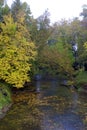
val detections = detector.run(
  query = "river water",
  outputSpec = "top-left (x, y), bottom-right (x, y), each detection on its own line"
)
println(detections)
top-left (0, 80), bottom-right (87, 130)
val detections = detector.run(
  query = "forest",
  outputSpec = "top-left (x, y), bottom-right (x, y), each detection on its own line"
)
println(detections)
top-left (0, 1), bottom-right (87, 129)
top-left (0, 0), bottom-right (87, 89)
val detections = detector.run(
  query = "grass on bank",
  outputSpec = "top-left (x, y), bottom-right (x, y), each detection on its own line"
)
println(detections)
top-left (0, 82), bottom-right (12, 110)
top-left (75, 70), bottom-right (87, 90)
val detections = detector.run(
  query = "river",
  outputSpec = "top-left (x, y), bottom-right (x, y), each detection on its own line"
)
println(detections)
top-left (0, 80), bottom-right (87, 130)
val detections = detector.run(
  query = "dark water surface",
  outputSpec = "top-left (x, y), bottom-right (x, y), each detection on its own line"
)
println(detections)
top-left (0, 80), bottom-right (87, 130)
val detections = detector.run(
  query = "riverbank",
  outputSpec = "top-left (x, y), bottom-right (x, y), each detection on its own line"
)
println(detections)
top-left (0, 83), bottom-right (12, 119)
top-left (75, 71), bottom-right (87, 92)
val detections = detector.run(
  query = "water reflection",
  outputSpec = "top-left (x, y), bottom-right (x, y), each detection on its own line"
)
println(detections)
top-left (35, 80), bottom-right (86, 130)
top-left (40, 111), bottom-right (85, 130)
top-left (36, 81), bottom-right (41, 93)
top-left (71, 91), bottom-right (78, 111)
top-left (0, 80), bottom-right (86, 130)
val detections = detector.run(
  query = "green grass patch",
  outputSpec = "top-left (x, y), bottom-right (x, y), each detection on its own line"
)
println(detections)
top-left (0, 82), bottom-right (12, 110)
top-left (75, 71), bottom-right (87, 88)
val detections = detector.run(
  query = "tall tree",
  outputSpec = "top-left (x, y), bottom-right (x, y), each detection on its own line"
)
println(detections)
top-left (35, 39), bottom-right (74, 78)
top-left (80, 4), bottom-right (87, 28)
top-left (11, 0), bottom-right (32, 24)
top-left (33, 10), bottom-right (53, 52)
top-left (0, 0), bottom-right (4, 6)
top-left (11, 0), bottom-right (22, 21)
top-left (0, 14), bottom-right (36, 88)
top-left (0, 0), bottom-right (4, 22)
top-left (80, 4), bottom-right (87, 18)
top-left (30, 10), bottom-right (54, 76)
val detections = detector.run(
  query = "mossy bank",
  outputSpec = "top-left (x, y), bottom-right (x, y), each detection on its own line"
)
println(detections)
top-left (0, 82), bottom-right (12, 119)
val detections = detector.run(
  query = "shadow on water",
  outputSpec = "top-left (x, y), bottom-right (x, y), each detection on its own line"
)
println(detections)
top-left (0, 80), bottom-right (87, 130)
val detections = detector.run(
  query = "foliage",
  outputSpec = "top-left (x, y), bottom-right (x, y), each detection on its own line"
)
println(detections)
top-left (75, 70), bottom-right (87, 88)
top-left (29, 10), bottom-right (53, 76)
top-left (32, 9), bottom-right (52, 51)
top-left (11, 0), bottom-right (32, 26)
top-left (84, 41), bottom-right (87, 49)
top-left (35, 36), bottom-right (74, 78)
top-left (0, 82), bottom-right (12, 110)
top-left (11, 0), bottom-right (22, 21)
top-left (1, 0), bottom-right (87, 87)
top-left (2, 4), bottom-right (10, 15)
top-left (78, 41), bottom-right (87, 64)
top-left (80, 4), bottom-right (87, 29)
top-left (80, 4), bottom-right (87, 18)
top-left (0, 14), bottom-right (36, 88)
top-left (37, 9), bottom-right (50, 30)
top-left (0, 0), bottom-right (4, 6)
top-left (0, 1), bottom-right (10, 24)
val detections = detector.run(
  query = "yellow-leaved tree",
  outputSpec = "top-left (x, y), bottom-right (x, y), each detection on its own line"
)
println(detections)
top-left (0, 13), bottom-right (37, 88)
top-left (84, 42), bottom-right (87, 49)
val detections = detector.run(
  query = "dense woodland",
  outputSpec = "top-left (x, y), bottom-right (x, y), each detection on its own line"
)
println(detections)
top-left (0, 0), bottom-right (87, 89)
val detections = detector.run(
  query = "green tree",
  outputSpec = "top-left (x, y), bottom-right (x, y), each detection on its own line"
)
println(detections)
top-left (75, 6), bottom-right (87, 66)
top-left (0, 0), bottom-right (4, 6)
top-left (80, 4), bottom-right (87, 28)
top-left (11, 0), bottom-right (22, 21)
top-left (0, 14), bottom-right (36, 88)
top-left (80, 4), bottom-right (87, 18)
top-left (30, 10), bottom-right (54, 76)
top-left (34, 9), bottom-right (52, 51)
top-left (37, 39), bottom-right (74, 78)
top-left (2, 4), bottom-right (10, 15)
top-left (79, 41), bottom-right (87, 66)
top-left (11, 0), bottom-right (32, 25)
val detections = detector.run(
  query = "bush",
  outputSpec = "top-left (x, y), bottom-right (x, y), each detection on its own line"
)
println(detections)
top-left (75, 71), bottom-right (87, 88)
top-left (0, 82), bottom-right (12, 110)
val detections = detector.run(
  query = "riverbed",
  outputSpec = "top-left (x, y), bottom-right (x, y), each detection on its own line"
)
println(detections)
top-left (0, 80), bottom-right (87, 130)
